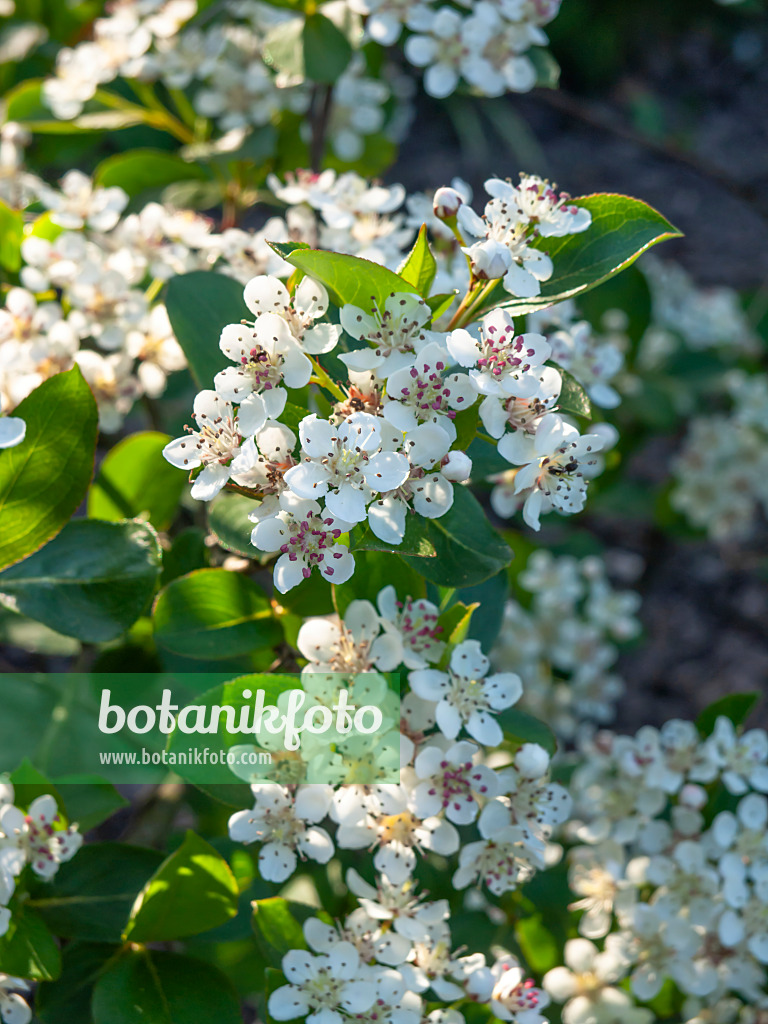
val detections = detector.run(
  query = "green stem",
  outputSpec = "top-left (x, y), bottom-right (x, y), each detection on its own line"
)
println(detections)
top-left (168, 87), bottom-right (199, 131)
top-left (310, 359), bottom-right (346, 402)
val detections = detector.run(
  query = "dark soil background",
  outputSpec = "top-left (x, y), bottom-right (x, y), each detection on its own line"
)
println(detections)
top-left (393, 0), bottom-right (768, 729)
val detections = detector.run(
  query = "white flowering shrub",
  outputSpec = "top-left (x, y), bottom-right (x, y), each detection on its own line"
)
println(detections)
top-left (0, 0), bottom-right (766, 1022)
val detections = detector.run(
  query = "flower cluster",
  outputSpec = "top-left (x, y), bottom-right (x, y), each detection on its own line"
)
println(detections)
top-left (671, 371), bottom-right (768, 540)
top-left (227, 590), bottom-right (571, 1024)
top-left (550, 714), bottom-right (768, 1022)
top-left (491, 550), bottom-right (642, 741)
top-left (39, 0), bottom-right (561, 150)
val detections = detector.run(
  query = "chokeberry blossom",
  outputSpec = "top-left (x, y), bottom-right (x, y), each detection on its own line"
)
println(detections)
top-left (447, 309), bottom-right (552, 398)
top-left (243, 275), bottom-right (342, 355)
top-left (228, 784), bottom-right (334, 882)
top-left (383, 342), bottom-right (477, 442)
top-left (268, 939), bottom-right (376, 1022)
top-left (0, 793), bottom-right (82, 880)
top-left (408, 639), bottom-right (522, 745)
top-left (0, 974), bottom-right (31, 1024)
top-left (340, 292), bottom-right (441, 377)
top-left (284, 411), bottom-right (411, 525)
top-left (499, 413), bottom-right (605, 530)
top-left (163, 390), bottom-right (250, 500)
top-left (297, 599), bottom-right (402, 674)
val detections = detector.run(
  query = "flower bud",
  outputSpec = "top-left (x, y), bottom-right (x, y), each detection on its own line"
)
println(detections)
top-left (433, 186), bottom-right (464, 220)
top-left (515, 742), bottom-right (550, 778)
top-left (441, 450), bottom-right (472, 482)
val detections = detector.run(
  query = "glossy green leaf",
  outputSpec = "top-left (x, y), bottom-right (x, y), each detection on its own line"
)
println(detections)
top-left (556, 368), bottom-right (592, 419)
top-left (263, 14), bottom-right (352, 84)
top-left (427, 292), bottom-right (458, 319)
top-left (166, 673), bottom-right (298, 787)
top-left (498, 707), bottom-right (558, 757)
top-left (124, 831), bottom-right (239, 942)
top-left (0, 519), bottom-right (162, 643)
top-left (29, 843), bottom-right (164, 942)
top-left (0, 367), bottom-right (98, 571)
top-left (207, 490), bottom-right (261, 558)
top-left (696, 692), bottom-right (761, 738)
top-left (397, 225), bottom-right (437, 297)
top-left (349, 517), bottom-right (436, 559)
top-left (153, 568), bottom-right (282, 658)
top-left (94, 149), bottom-right (207, 197)
top-left (8, 760), bottom-right (63, 812)
top-left (480, 193), bottom-right (682, 318)
top-left (0, 199), bottom-right (23, 272)
top-left (303, 14), bottom-right (353, 82)
top-left (88, 431), bottom-right (186, 530)
top-left (253, 898), bottom-right (313, 967)
top-left (453, 571), bottom-right (509, 651)
top-left (400, 486), bottom-right (512, 586)
top-left (52, 775), bottom-right (129, 832)
top-left (270, 246), bottom-right (419, 310)
top-left (91, 947), bottom-right (242, 1024)
top-left (165, 271), bottom-right (249, 389)
top-left (0, 904), bottom-right (61, 981)
top-left (36, 942), bottom-right (119, 1024)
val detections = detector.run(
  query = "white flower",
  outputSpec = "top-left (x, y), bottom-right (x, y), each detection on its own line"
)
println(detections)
top-left (228, 784), bottom-right (334, 881)
top-left (411, 739), bottom-right (498, 824)
top-left (163, 390), bottom-right (245, 500)
top-left (284, 412), bottom-right (410, 525)
top-left (491, 955), bottom-right (550, 1024)
top-left (269, 941), bottom-right (375, 1023)
top-left (548, 320), bottom-right (623, 409)
top-left (229, 420), bottom-right (297, 494)
top-left (298, 600), bottom-right (402, 673)
top-left (0, 794), bottom-right (82, 880)
top-left (37, 170), bottom-right (128, 231)
top-left (542, 938), bottom-right (640, 1024)
top-left (404, 7), bottom-right (492, 100)
top-left (0, 975), bottom-right (31, 1024)
top-left (447, 308), bottom-right (551, 398)
top-left (214, 313), bottom-right (312, 419)
top-left (500, 413), bottom-right (604, 530)
top-left (408, 639), bottom-right (522, 745)
top-left (479, 366), bottom-right (562, 439)
top-left (707, 717), bottom-right (768, 795)
top-left (251, 491), bottom-right (355, 592)
top-left (376, 586), bottom-right (445, 669)
top-left (74, 350), bottom-right (141, 433)
top-left (346, 868), bottom-right (449, 943)
top-left (457, 182), bottom-right (554, 297)
top-left (340, 292), bottom-right (439, 377)
top-left (490, 174), bottom-right (592, 238)
top-left (453, 799), bottom-right (545, 894)
top-left (243, 275), bottom-right (342, 355)
top-left (383, 342), bottom-right (476, 442)
top-left (125, 304), bottom-right (186, 399)
top-left (0, 418), bottom-right (25, 450)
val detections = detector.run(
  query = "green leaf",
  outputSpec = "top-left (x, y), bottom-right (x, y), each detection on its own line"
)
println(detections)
top-left (52, 775), bottom-right (128, 832)
top-left (0, 904), bottom-right (61, 981)
top-left (253, 898), bottom-right (313, 967)
top-left (263, 14), bottom-right (352, 83)
top-left (36, 942), bottom-right (119, 1024)
top-left (165, 673), bottom-right (298, 787)
top-left (270, 246), bottom-right (419, 310)
top-left (556, 368), bottom-right (591, 419)
top-left (480, 193), bottom-right (682, 318)
top-left (696, 692), bottom-right (761, 738)
top-left (124, 831), bottom-right (239, 942)
top-left (94, 149), bottom-right (207, 198)
top-left (397, 225), bottom-right (437, 297)
top-left (453, 404), bottom-right (479, 450)
top-left (400, 486), bottom-right (512, 587)
top-left (88, 431), bottom-right (186, 531)
top-left (0, 199), bottom-right (23, 272)
top-left (426, 291), bottom-right (458, 320)
top-left (0, 366), bottom-right (98, 571)
top-left (454, 570), bottom-right (509, 651)
top-left (0, 519), bottom-right (162, 643)
top-left (8, 759), bottom-right (63, 811)
top-left (91, 948), bottom-right (242, 1024)
top-left (160, 526), bottom-right (210, 585)
top-left (349, 517), bottom-right (436, 559)
top-left (303, 14), bottom-right (353, 83)
top-left (165, 271), bottom-right (249, 389)
top-left (29, 843), bottom-right (164, 942)
top-left (207, 490), bottom-right (261, 558)
top-left (437, 602), bottom-right (477, 658)
top-left (498, 707), bottom-right (558, 757)
top-left (153, 568), bottom-right (282, 659)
